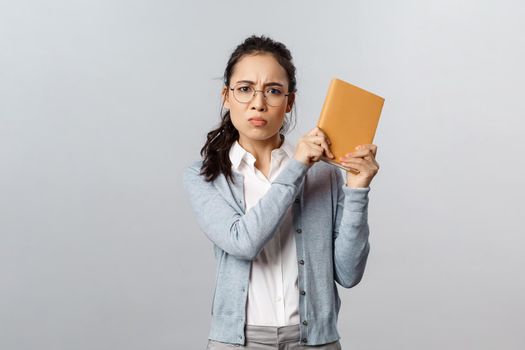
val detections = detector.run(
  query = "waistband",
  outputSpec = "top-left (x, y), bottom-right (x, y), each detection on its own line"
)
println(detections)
top-left (245, 324), bottom-right (300, 344)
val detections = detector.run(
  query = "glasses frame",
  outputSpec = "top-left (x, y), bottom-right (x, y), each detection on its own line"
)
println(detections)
top-left (228, 84), bottom-right (291, 107)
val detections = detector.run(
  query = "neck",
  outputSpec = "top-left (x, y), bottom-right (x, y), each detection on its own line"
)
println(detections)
top-left (238, 133), bottom-right (284, 171)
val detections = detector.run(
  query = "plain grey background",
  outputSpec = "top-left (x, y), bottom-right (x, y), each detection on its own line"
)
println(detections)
top-left (1, 0), bottom-right (524, 349)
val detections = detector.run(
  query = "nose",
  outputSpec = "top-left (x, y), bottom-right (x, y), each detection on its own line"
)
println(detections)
top-left (250, 90), bottom-right (267, 111)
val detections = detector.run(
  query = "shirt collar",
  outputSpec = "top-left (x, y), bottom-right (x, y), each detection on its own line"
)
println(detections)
top-left (229, 136), bottom-right (295, 172)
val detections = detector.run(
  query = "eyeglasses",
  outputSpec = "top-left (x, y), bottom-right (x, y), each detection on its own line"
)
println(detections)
top-left (229, 84), bottom-right (290, 107)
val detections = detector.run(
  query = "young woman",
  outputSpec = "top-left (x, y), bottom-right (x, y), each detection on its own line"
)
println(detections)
top-left (183, 35), bottom-right (380, 350)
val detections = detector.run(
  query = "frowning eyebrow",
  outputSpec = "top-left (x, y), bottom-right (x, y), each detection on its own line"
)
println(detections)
top-left (234, 80), bottom-right (285, 87)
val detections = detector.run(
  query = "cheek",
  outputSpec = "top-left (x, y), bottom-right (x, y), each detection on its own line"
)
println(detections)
top-left (228, 111), bottom-right (244, 131)
top-left (275, 109), bottom-right (287, 124)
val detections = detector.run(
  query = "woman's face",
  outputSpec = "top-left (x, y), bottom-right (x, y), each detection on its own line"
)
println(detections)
top-left (223, 53), bottom-right (294, 145)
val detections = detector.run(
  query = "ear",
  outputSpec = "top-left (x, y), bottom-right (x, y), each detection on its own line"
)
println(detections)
top-left (222, 86), bottom-right (231, 110)
top-left (285, 92), bottom-right (295, 113)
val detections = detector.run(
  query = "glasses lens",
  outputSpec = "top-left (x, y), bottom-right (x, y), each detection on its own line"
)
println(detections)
top-left (265, 87), bottom-right (285, 107)
top-left (233, 85), bottom-right (254, 103)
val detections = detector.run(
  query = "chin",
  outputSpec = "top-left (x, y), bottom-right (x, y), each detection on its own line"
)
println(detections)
top-left (242, 129), bottom-right (281, 142)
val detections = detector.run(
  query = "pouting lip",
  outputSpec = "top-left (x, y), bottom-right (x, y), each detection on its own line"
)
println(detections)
top-left (248, 116), bottom-right (267, 122)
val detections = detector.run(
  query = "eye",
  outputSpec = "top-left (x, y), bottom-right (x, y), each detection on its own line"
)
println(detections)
top-left (267, 87), bottom-right (283, 95)
top-left (236, 85), bottom-right (252, 93)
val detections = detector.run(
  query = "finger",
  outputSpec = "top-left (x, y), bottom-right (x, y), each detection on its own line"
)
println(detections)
top-left (305, 135), bottom-right (334, 158)
top-left (340, 159), bottom-right (367, 173)
top-left (342, 157), bottom-right (379, 173)
top-left (340, 160), bottom-right (361, 173)
top-left (307, 143), bottom-right (325, 162)
top-left (308, 126), bottom-right (322, 136)
top-left (363, 151), bottom-right (374, 161)
top-left (305, 135), bottom-right (326, 144)
top-left (340, 157), bottom-right (368, 167)
top-left (341, 148), bottom-right (374, 160)
top-left (309, 127), bottom-right (332, 145)
top-left (321, 141), bottom-right (334, 158)
top-left (308, 143), bottom-right (324, 155)
top-left (313, 127), bottom-right (330, 141)
top-left (314, 137), bottom-right (334, 158)
top-left (355, 144), bottom-right (377, 157)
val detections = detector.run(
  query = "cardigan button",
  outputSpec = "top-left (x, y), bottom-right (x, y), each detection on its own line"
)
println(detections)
top-left (296, 229), bottom-right (302, 234)
top-left (302, 320), bottom-right (308, 326)
top-left (300, 290), bottom-right (306, 295)
top-left (302, 338), bottom-right (307, 343)
top-left (294, 198), bottom-right (300, 203)
top-left (299, 259), bottom-right (304, 265)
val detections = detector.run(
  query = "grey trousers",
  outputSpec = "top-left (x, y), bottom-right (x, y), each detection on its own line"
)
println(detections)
top-left (206, 324), bottom-right (342, 350)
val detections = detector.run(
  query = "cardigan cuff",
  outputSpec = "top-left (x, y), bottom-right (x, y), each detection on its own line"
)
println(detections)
top-left (342, 186), bottom-right (370, 212)
top-left (273, 158), bottom-right (309, 188)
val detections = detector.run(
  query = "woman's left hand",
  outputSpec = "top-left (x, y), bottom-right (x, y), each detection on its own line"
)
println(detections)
top-left (340, 144), bottom-right (380, 189)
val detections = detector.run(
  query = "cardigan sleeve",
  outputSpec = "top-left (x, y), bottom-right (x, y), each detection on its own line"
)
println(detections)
top-left (332, 167), bottom-right (371, 288)
top-left (183, 159), bottom-right (309, 261)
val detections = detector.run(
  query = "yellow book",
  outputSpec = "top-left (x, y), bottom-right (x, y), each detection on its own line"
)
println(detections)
top-left (317, 78), bottom-right (385, 171)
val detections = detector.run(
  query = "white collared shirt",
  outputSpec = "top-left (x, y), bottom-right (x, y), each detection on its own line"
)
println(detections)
top-left (228, 138), bottom-right (300, 327)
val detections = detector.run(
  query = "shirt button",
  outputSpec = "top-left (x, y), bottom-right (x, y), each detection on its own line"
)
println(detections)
top-left (299, 259), bottom-right (304, 265)
top-left (302, 338), bottom-right (307, 343)
top-left (302, 320), bottom-right (308, 326)
top-left (296, 229), bottom-right (302, 234)
top-left (300, 290), bottom-right (306, 295)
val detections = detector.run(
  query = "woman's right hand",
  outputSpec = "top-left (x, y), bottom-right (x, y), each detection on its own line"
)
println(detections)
top-left (294, 127), bottom-right (334, 166)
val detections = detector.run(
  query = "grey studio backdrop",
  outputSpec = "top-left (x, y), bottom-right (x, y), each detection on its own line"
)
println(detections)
top-left (1, 1), bottom-right (523, 349)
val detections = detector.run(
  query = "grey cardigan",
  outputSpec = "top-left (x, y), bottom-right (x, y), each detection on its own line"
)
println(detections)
top-left (182, 157), bottom-right (371, 346)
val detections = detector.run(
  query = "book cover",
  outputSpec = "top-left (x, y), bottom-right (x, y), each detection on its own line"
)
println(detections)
top-left (317, 78), bottom-right (385, 171)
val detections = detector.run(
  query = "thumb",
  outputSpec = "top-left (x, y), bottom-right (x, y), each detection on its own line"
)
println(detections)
top-left (308, 126), bottom-right (321, 136)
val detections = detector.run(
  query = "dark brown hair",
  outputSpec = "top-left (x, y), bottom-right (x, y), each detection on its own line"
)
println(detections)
top-left (199, 35), bottom-right (298, 183)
